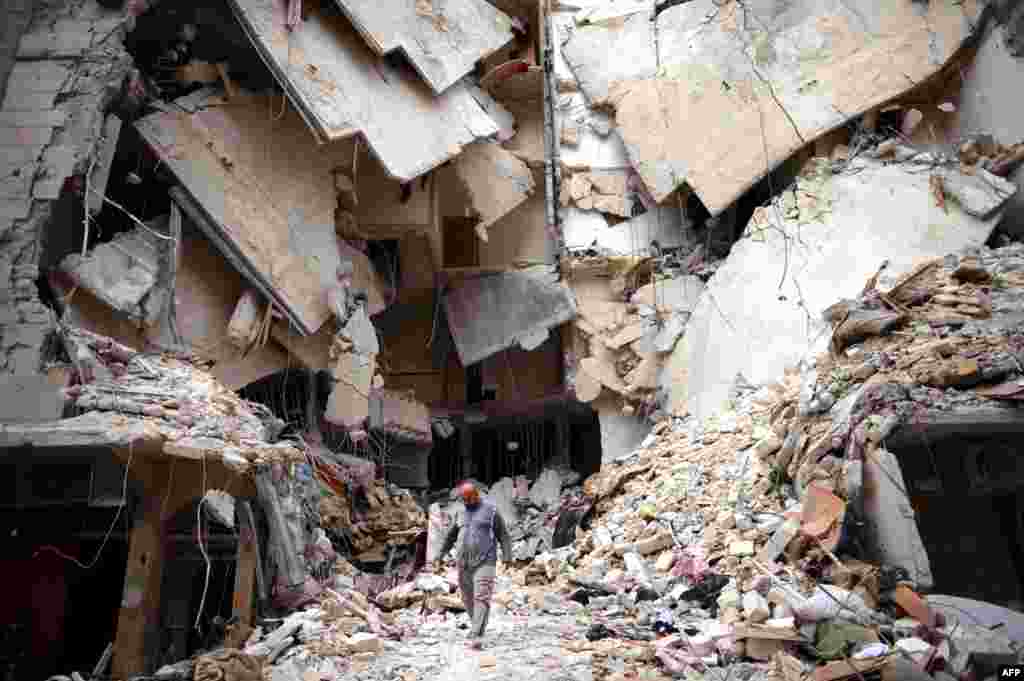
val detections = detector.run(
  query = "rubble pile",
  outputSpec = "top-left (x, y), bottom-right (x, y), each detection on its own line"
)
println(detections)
top-left (568, 255), bottom-right (706, 414)
top-left (509, 244), bottom-right (1024, 680)
top-left (154, 587), bottom-right (403, 681)
top-left (319, 476), bottom-right (426, 562)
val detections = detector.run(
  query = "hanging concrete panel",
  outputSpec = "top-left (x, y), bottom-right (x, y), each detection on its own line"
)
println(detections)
top-left (331, 0), bottom-right (515, 94)
top-left (227, 0), bottom-right (505, 180)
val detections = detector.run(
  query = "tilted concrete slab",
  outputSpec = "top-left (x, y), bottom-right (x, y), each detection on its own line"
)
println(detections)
top-left (562, 0), bottom-right (985, 213)
top-left (228, 0), bottom-right (504, 180)
top-left (331, 0), bottom-right (514, 95)
top-left (444, 271), bottom-right (577, 366)
top-left (664, 158), bottom-right (1007, 422)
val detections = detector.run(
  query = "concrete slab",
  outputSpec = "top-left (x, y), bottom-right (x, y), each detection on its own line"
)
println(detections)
top-left (864, 448), bottom-right (933, 590)
top-left (227, 0), bottom-right (505, 180)
top-left (444, 271), bottom-right (577, 365)
top-left (59, 226), bottom-right (163, 319)
top-left (452, 141), bottom-right (535, 241)
top-left (330, 0), bottom-right (514, 94)
top-left (595, 396), bottom-right (649, 462)
top-left (956, 20), bottom-right (1024, 238)
top-left (563, 0), bottom-right (984, 212)
top-left (666, 158), bottom-right (1005, 422)
top-left (368, 389), bottom-right (432, 445)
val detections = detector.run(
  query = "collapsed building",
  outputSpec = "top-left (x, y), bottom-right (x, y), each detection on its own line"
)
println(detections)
top-left (1, 0), bottom-right (1024, 678)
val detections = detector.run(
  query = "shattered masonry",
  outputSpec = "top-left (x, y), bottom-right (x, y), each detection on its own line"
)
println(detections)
top-left (2, 0), bottom-right (1024, 680)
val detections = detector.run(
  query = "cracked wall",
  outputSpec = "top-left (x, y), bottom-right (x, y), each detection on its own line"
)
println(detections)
top-left (0, 0), bottom-right (134, 380)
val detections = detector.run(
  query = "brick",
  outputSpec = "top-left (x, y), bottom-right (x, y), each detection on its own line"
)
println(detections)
top-left (0, 110), bottom-right (66, 127)
top-left (0, 126), bottom-right (54, 146)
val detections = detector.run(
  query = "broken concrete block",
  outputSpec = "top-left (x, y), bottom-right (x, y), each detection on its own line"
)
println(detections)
top-left (346, 632), bottom-right (382, 654)
top-left (329, 0), bottom-right (513, 95)
top-left (528, 469), bottom-right (563, 509)
top-left (666, 158), bottom-right (1002, 422)
top-left (59, 225), bottom-right (163, 318)
top-left (227, 290), bottom-right (262, 349)
top-left (368, 389), bottom-right (431, 445)
top-left (636, 532), bottom-right (673, 556)
top-left (743, 591), bottom-right (771, 624)
top-left (444, 271), bottom-right (576, 366)
top-left (325, 352), bottom-right (376, 429)
top-left (935, 167), bottom-right (1017, 220)
top-left (630, 276), bottom-right (703, 312)
top-left (343, 306), bottom-right (380, 355)
top-left (0, 375), bottom-right (65, 422)
top-left (452, 141), bottom-right (535, 241)
top-left (863, 449), bottom-right (933, 590)
top-left (729, 540), bottom-right (755, 557)
top-left (652, 313), bottom-right (688, 353)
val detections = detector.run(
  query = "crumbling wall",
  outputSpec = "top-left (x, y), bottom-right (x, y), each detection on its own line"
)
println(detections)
top-left (0, 0), bottom-right (134, 383)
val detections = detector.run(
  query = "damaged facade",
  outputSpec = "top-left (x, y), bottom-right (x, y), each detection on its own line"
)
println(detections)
top-left (3, 0), bottom-right (1024, 679)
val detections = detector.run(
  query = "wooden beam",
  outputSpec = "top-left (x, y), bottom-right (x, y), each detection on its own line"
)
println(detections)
top-left (226, 501), bottom-right (259, 649)
top-left (112, 481), bottom-right (168, 678)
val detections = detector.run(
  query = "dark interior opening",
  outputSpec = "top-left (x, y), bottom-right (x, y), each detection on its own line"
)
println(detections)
top-left (426, 404), bottom-right (603, 490)
top-left (157, 500), bottom-right (239, 666)
top-left (891, 433), bottom-right (1024, 607)
top-left (0, 508), bottom-right (129, 681)
top-left (238, 368), bottom-right (313, 437)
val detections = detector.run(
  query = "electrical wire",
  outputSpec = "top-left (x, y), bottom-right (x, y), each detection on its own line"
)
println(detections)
top-left (194, 453), bottom-right (211, 631)
top-left (33, 442), bottom-right (135, 570)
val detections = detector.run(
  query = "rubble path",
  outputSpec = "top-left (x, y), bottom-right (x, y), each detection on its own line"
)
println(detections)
top-left (352, 590), bottom-right (593, 681)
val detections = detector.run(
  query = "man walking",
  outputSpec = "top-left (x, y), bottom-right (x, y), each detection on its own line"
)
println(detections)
top-left (434, 481), bottom-right (513, 649)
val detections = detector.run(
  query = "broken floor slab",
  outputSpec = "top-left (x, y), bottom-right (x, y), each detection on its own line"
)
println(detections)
top-left (227, 0), bottom-right (505, 180)
top-left (138, 94), bottom-right (380, 336)
top-left (59, 222), bottom-right (166, 321)
top-left (665, 158), bottom-right (1007, 422)
top-left (51, 223), bottom-right (292, 391)
top-left (331, 0), bottom-right (514, 94)
top-left (562, 0), bottom-right (985, 213)
top-left (452, 141), bottom-right (536, 241)
top-left (368, 389), bottom-right (432, 446)
top-left (444, 271), bottom-right (578, 366)
top-left (35, 326), bottom-right (301, 469)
